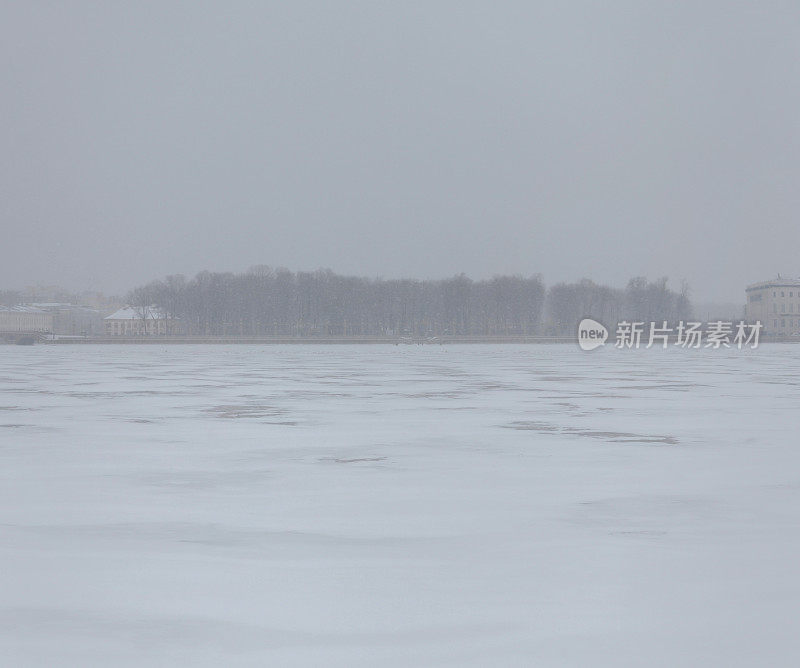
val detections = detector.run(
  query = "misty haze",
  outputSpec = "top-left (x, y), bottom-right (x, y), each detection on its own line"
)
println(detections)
top-left (2, 2), bottom-right (800, 666)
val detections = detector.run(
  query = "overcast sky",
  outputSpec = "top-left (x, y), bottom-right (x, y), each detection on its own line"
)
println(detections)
top-left (2, 1), bottom-right (800, 302)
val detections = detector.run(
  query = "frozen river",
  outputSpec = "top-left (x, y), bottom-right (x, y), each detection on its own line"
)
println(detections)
top-left (1, 344), bottom-right (799, 666)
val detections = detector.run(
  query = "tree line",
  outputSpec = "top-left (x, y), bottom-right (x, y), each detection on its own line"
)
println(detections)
top-left (545, 276), bottom-right (692, 336)
top-left (126, 267), bottom-right (692, 337)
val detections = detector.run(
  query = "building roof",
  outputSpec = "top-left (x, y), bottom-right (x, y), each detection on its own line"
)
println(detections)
top-left (28, 303), bottom-right (100, 314)
top-left (104, 306), bottom-right (169, 320)
top-left (746, 278), bottom-right (800, 292)
top-left (27, 302), bottom-right (73, 308)
top-left (0, 305), bottom-right (49, 313)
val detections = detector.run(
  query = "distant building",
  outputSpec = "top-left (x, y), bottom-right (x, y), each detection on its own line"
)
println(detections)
top-left (104, 307), bottom-right (178, 336)
top-left (745, 277), bottom-right (800, 337)
top-left (29, 303), bottom-right (104, 336)
top-left (0, 306), bottom-right (54, 333)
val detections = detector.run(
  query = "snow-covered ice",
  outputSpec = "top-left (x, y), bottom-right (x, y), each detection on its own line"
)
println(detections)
top-left (1, 344), bottom-right (799, 666)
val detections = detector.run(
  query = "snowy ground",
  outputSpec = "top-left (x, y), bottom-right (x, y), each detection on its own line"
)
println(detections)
top-left (1, 344), bottom-right (799, 667)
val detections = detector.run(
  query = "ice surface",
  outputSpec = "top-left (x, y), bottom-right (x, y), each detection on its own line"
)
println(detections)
top-left (1, 344), bottom-right (799, 666)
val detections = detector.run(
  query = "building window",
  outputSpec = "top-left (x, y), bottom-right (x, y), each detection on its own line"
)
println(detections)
top-left (782, 319), bottom-right (786, 327)
top-left (774, 319), bottom-right (778, 328)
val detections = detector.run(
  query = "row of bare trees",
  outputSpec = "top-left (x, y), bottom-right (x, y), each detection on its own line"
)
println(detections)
top-left (126, 268), bottom-right (691, 337)
top-left (128, 268), bottom-right (547, 337)
top-left (544, 277), bottom-right (693, 336)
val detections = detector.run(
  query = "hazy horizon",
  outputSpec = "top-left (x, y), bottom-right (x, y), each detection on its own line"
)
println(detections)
top-left (4, 2), bottom-right (800, 303)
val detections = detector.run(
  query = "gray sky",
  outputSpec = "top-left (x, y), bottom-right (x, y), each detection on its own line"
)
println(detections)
top-left (2, 1), bottom-right (800, 302)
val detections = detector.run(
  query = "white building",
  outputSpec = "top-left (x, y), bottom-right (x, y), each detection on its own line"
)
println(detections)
top-left (104, 307), bottom-right (178, 336)
top-left (745, 277), bottom-right (800, 337)
top-left (0, 306), bottom-right (54, 333)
